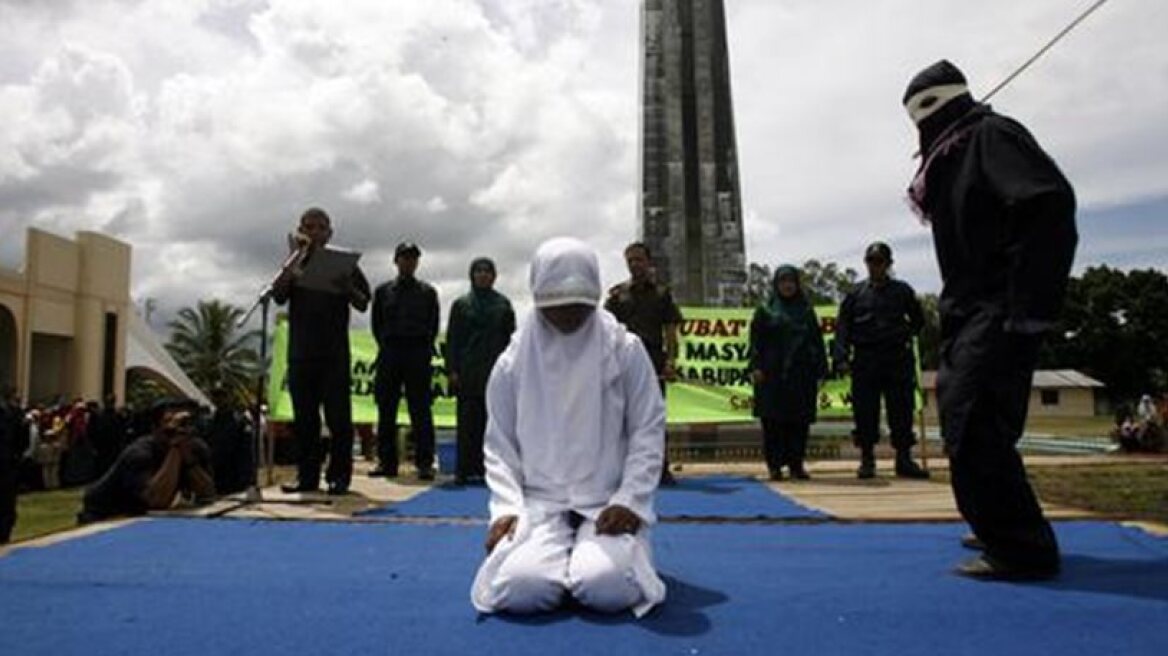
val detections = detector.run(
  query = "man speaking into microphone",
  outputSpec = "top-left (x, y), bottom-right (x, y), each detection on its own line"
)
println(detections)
top-left (272, 207), bottom-right (371, 495)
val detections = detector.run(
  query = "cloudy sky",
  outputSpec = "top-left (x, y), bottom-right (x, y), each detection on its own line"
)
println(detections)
top-left (1, 0), bottom-right (1165, 331)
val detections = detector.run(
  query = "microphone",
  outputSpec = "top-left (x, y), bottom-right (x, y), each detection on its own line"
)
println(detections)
top-left (288, 230), bottom-right (311, 251)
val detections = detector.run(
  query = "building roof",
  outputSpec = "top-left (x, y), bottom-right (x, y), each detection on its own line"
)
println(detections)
top-left (919, 369), bottom-right (1104, 391)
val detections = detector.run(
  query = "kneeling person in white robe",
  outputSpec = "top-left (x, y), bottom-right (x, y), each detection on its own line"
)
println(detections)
top-left (470, 237), bottom-right (667, 617)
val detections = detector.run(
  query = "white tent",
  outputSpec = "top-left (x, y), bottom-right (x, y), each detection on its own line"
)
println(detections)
top-left (124, 310), bottom-right (211, 406)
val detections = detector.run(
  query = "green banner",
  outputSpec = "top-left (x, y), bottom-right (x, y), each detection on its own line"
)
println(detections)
top-left (267, 306), bottom-right (919, 426)
top-left (267, 319), bottom-right (455, 426)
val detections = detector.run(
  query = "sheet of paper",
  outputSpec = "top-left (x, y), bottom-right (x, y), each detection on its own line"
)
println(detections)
top-left (297, 246), bottom-right (361, 295)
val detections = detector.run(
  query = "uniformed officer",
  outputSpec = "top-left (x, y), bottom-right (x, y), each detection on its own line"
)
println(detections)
top-left (833, 242), bottom-right (929, 480)
top-left (604, 242), bottom-right (682, 485)
top-left (371, 242), bottom-right (440, 480)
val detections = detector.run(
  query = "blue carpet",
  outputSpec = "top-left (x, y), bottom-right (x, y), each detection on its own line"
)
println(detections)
top-left (1, 518), bottom-right (1164, 655)
top-left (358, 475), bottom-right (826, 519)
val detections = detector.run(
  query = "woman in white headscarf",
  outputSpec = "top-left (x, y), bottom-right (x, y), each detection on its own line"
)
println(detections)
top-left (470, 237), bottom-right (667, 617)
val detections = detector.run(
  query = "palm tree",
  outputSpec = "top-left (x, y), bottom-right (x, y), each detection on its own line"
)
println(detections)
top-left (165, 300), bottom-right (262, 406)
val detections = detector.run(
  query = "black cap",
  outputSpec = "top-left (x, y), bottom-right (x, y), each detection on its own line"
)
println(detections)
top-left (865, 242), bottom-right (892, 261)
top-left (903, 60), bottom-right (967, 104)
top-left (394, 242), bottom-right (421, 258)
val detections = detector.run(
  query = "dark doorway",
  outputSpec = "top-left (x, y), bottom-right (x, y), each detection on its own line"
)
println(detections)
top-left (103, 312), bottom-right (118, 400)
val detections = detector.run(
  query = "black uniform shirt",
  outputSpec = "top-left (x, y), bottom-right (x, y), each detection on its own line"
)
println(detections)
top-left (835, 278), bottom-right (924, 361)
top-left (604, 280), bottom-right (683, 359)
top-left (372, 276), bottom-right (440, 344)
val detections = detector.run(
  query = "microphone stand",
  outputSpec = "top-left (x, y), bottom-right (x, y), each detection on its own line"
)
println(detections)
top-left (238, 285), bottom-right (272, 503)
top-left (233, 242), bottom-right (315, 507)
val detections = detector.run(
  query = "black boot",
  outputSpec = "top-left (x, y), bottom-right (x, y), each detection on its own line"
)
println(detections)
top-left (789, 462), bottom-right (811, 480)
top-left (895, 451), bottom-right (930, 479)
top-left (856, 448), bottom-right (876, 479)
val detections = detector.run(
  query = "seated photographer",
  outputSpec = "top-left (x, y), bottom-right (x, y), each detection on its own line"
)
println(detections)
top-left (78, 399), bottom-right (216, 524)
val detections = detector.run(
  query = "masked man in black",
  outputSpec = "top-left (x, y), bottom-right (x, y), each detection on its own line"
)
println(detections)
top-left (834, 242), bottom-right (928, 480)
top-left (371, 242), bottom-right (440, 480)
top-left (903, 60), bottom-right (1077, 580)
top-left (272, 207), bottom-right (370, 495)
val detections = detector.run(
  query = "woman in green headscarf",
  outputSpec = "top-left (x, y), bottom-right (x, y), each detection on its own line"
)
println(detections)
top-left (446, 257), bottom-right (516, 484)
top-left (749, 264), bottom-right (828, 480)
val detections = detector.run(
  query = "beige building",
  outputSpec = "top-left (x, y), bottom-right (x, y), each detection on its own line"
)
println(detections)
top-left (920, 369), bottom-right (1104, 420)
top-left (0, 228), bottom-right (206, 406)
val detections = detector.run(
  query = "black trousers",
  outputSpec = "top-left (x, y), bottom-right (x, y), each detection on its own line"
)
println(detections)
top-left (760, 418), bottom-right (809, 473)
top-left (287, 355), bottom-right (354, 489)
top-left (375, 345), bottom-right (435, 474)
top-left (456, 396), bottom-right (486, 479)
top-left (940, 317), bottom-right (1058, 569)
top-left (851, 346), bottom-right (917, 451)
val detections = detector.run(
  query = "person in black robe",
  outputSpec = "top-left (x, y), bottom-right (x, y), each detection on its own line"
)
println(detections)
top-left (749, 265), bottom-right (828, 480)
top-left (207, 387), bottom-right (254, 495)
top-left (91, 395), bottom-right (125, 478)
top-left (903, 60), bottom-right (1077, 580)
top-left (0, 390), bottom-right (20, 543)
top-left (272, 207), bottom-right (370, 495)
top-left (445, 257), bottom-right (515, 485)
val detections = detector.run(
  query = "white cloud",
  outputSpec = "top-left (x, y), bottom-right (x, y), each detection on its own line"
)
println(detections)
top-left (425, 196), bottom-right (448, 213)
top-left (342, 179), bottom-right (381, 205)
top-left (0, 0), bottom-right (1164, 328)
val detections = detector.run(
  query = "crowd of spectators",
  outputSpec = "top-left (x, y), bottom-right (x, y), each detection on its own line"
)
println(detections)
top-left (1113, 393), bottom-right (1166, 453)
top-left (0, 387), bottom-right (255, 543)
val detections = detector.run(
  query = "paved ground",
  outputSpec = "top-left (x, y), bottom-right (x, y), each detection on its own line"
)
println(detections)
top-left (208, 455), bottom-right (1149, 524)
top-left (5, 454), bottom-right (1163, 556)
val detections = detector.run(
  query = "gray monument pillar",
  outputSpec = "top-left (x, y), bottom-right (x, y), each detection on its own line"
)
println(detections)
top-left (639, 0), bottom-right (746, 307)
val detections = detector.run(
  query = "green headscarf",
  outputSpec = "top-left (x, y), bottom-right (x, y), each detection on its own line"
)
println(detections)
top-left (758, 264), bottom-right (812, 374)
top-left (759, 264), bottom-right (810, 320)
top-left (467, 257), bottom-right (508, 326)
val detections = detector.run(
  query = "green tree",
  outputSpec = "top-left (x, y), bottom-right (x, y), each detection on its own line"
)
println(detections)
top-left (916, 293), bottom-right (942, 371)
top-left (1042, 266), bottom-right (1168, 403)
top-left (165, 300), bottom-right (261, 406)
top-left (743, 259), bottom-right (860, 307)
top-left (741, 262), bottom-right (772, 307)
top-left (800, 258), bottom-right (859, 304)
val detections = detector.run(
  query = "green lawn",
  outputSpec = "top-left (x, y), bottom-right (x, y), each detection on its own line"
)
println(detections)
top-left (10, 488), bottom-right (85, 544)
top-left (1024, 415), bottom-right (1116, 437)
top-left (1028, 462), bottom-right (1168, 524)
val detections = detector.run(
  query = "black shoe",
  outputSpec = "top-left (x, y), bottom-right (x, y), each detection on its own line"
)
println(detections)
top-left (280, 481), bottom-right (319, 494)
top-left (895, 457), bottom-right (930, 479)
top-left (327, 483), bottom-right (349, 496)
top-left (790, 465), bottom-right (811, 481)
top-left (417, 468), bottom-right (435, 481)
top-left (768, 469), bottom-right (784, 482)
top-left (955, 554), bottom-right (1059, 581)
top-left (368, 467), bottom-right (397, 478)
top-left (856, 461), bottom-right (876, 479)
top-left (961, 533), bottom-right (986, 551)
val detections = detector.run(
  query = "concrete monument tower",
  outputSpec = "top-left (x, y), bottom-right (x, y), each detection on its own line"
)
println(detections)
top-left (639, 0), bottom-right (746, 306)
